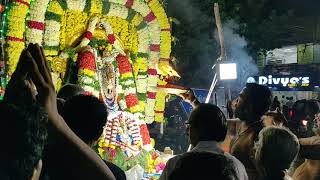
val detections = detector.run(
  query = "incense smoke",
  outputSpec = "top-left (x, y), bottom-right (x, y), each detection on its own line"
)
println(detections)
top-left (221, 20), bottom-right (259, 94)
top-left (167, 0), bottom-right (218, 89)
top-left (167, 1), bottom-right (258, 93)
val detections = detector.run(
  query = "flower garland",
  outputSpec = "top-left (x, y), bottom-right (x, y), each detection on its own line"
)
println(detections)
top-left (140, 123), bottom-right (151, 146)
top-left (154, 91), bottom-right (166, 122)
top-left (6, 0), bottom-right (31, 75)
top-left (132, 0), bottom-right (162, 123)
top-left (105, 16), bottom-right (139, 53)
top-left (108, 3), bottom-right (129, 19)
top-left (42, 0), bottom-right (158, 121)
top-left (67, 0), bottom-right (86, 11)
top-left (91, 0), bottom-right (103, 14)
top-left (5, 1), bottom-right (176, 175)
top-left (116, 54), bottom-right (141, 113)
top-left (60, 10), bottom-right (90, 50)
top-left (97, 17), bottom-right (142, 115)
top-left (43, 0), bottom-right (65, 56)
top-left (102, 111), bottom-right (144, 157)
top-left (77, 47), bottom-right (100, 97)
top-left (147, 0), bottom-right (173, 122)
top-left (147, 0), bottom-right (171, 60)
top-left (6, 0), bottom-right (172, 124)
top-left (25, 0), bottom-right (50, 45)
top-left (98, 111), bottom-right (153, 170)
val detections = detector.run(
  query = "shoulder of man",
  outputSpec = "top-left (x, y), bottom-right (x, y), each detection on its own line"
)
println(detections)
top-left (159, 154), bottom-right (183, 180)
top-left (224, 152), bottom-right (249, 180)
top-left (103, 160), bottom-right (126, 180)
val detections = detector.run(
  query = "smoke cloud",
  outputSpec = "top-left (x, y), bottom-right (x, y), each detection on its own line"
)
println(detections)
top-left (167, 1), bottom-right (258, 93)
top-left (167, 0), bottom-right (218, 89)
top-left (221, 20), bottom-right (259, 94)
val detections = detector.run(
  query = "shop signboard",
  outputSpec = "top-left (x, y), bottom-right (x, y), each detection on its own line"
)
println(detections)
top-left (247, 75), bottom-right (314, 91)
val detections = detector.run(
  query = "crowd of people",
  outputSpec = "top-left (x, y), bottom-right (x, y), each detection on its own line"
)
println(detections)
top-left (0, 43), bottom-right (320, 180)
top-left (159, 83), bottom-right (320, 180)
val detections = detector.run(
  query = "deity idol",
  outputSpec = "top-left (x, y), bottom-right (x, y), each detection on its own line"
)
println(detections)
top-left (59, 16), bottom-right (152, 158)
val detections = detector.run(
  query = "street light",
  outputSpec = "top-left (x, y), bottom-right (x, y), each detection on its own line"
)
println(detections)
top-left (205, 63), bottom-right (237, 103)
top-left (219, 63), bottom-right (237, 80)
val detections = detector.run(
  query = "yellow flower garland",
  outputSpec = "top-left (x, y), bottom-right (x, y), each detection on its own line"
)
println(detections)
top-left (60, 11), bottom-right (89, 50)
top-left (6, 0), bottom-right (31, 75)
top-left (91, 0), bottom-right (103, 14)
top-left (131, 13), bottom-right (144, 27)
top-left (155, 91), bottom-right (166, 122)
top-left (106, 16), bottom-right (138, 53)
top-left (47, 1), bottom-right (65, 14)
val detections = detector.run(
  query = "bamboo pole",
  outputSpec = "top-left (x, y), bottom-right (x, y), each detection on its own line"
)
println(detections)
top-left (214, 3), bottom-right (226, 61)
top-left (206, 3), bottom-right (226, 103)
top-left (206, 3), bottom-right (231, 104)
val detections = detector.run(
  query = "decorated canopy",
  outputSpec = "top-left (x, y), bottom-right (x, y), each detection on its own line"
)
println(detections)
top-left (3, 0), bottom-right (179, 123)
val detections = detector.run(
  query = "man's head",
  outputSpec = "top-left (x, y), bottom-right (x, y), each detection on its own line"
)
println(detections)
top-left (169, 152), bottom-right (239, 180)
top-left (234, 83), bottom-right (272, 123)
top-left (0, 102), bottom-right (47, 180)
top-left (262, 111), bottom-right (288, 127)
top-left (187, 104), bottom-right (227, 146)
top-left (62, 94), bottom-right (108, 145)
top-left (57, 84), bottom-right (85, 101)
top-left (254, 126), bottom-right (299, 177)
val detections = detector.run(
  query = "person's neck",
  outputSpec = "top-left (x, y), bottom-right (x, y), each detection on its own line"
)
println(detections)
top-left (239, 120), bottom-right (261, 133)
top-left (238, 121), bottom-right (249, 134)
top-left (192, 140), bottom-right (220, 147)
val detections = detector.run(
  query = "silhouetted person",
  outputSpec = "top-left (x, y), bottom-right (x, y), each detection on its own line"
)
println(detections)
top-left (0, 102), bottom-right (47, 180)
top-left (62, 95), bottom-right (126, 180)
top-left (293, 112), bottom-right (320, 180)
top-left (57, 84), bottom-right (85, 101)
top-left (56, 84), bottom-right (84, 116)
top-left (270, 96), bottom-right (281, 111)
top-left (160, 104), bottom-right (248, 180)
top-left (255, 126), bottom-right (299, 180)
top-left (169, 152), bottom-right (240, 180)
top-left (230, 83), bottom-right (272, 180)
top-left (15, 44), bottom-right (116, 180)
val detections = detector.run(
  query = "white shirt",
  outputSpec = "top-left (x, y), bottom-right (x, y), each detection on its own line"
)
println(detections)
top-left (159, 141), bottom-right (249, 180)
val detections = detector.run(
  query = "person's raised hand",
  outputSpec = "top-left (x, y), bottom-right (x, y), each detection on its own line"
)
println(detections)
top-left (26, 44), bottom-right (59, 122)
top-left (178, 89), bottom-right (199, 107)
top-left (178, 89), bottom-right (196, 103)
top-left (4, 49), bottom-right (36, 104)
top-left (25, 44), bottom-right (116, 180)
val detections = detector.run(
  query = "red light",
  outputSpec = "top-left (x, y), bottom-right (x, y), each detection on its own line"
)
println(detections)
top-left (289, 110), bottom-right (293, 117)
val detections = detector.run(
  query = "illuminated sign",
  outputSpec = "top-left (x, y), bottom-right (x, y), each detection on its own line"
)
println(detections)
top-left (247, 75), bottom-right (313, 91)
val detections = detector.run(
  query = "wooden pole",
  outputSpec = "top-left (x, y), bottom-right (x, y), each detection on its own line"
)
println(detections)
top-left (214, 3), bottom-right (232, 111)
top-left (214, 3), bottom-right (226, 61)
top-left (206, 3), bottom-right (227, 103)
